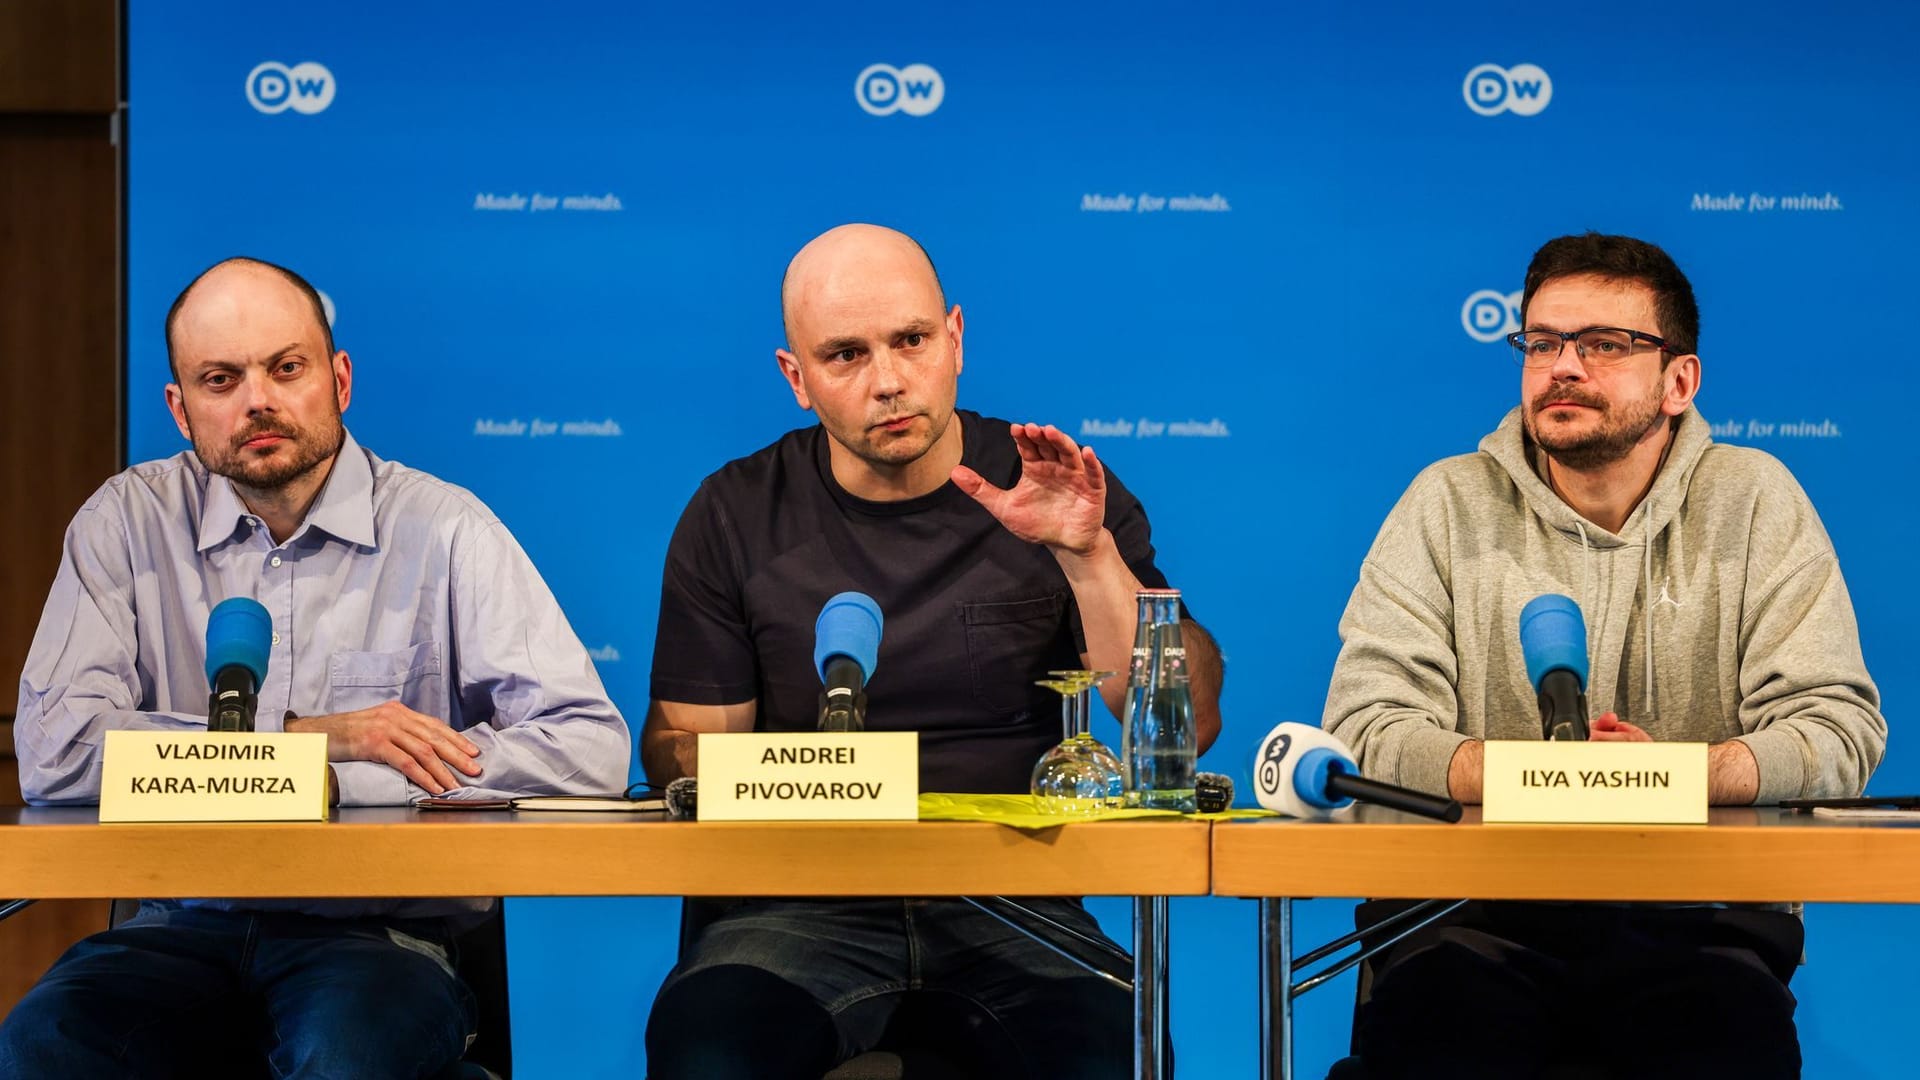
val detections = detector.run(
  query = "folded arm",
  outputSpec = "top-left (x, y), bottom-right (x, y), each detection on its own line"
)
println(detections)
top-left (324, 521), bottom-right (631, 806)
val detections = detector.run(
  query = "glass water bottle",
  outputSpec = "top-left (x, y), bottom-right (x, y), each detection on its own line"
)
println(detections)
top-left (1122, 588), bottom-right (1197, 811)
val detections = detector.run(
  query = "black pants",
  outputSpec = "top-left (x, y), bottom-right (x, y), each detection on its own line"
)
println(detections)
top-left (645, 898), bottom-right (1133, 1080)
top-left (1353, 901), bottom-right (1803, 1080)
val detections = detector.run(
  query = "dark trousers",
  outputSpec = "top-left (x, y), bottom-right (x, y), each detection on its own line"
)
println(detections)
top-left (0, 902), bottom-right (475, 1080)
top-left (1354, 900), bottom-right (1803, 1080)
top-left (645, 897), bottom-right (1133, 1080)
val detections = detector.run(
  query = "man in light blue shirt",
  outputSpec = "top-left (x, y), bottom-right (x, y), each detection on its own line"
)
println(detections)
top-left (1, 257), bottom-right (628, 1079)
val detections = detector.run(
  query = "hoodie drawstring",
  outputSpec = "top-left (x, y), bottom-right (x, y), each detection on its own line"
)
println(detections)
top-left (1643, 509), bottom-right (1657, 722)
top-left (1574, 521), bottom-right (1592, 618)
top-left (1576, 512), bottom-right (1662, 724)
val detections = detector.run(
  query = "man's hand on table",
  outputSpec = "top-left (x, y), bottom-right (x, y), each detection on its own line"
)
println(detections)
top-left (1589, 712), bottom-right (1652, 741)
top-left (1448, 712), bottom-right (1760, 806)
top-left (286, 703), bottom-right (482, 795)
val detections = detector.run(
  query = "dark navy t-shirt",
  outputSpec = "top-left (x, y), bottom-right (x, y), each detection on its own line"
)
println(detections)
top-left (648, 409), bottom-right (1173, 793)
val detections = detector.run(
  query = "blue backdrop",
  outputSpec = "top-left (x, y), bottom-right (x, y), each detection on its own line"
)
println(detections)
top-left (127, 2), bottom-right (1917, 1075)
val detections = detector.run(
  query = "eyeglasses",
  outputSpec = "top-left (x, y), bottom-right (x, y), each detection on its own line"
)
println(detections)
top-left (1506, 327), bottom-right (1674, 368)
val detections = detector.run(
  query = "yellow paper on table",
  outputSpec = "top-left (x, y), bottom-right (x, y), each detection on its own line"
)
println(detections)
top-left (1483, 740), bottom-right (1708, 824)
top-left (100, 731), bottom-right (330, 822)
top-left (916, 793), bottom-right (1276, 830)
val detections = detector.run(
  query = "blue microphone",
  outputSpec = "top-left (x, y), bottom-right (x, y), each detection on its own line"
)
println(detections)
top-left (1519, 594), bottom-right (1589, 741)
top-left (814, 592), bottom-right (882, 732)
top-left (205, 597), bottom-right (272, 732)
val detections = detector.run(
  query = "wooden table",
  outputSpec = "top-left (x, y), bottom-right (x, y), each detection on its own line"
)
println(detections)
top-left (0, 807), bottom-right (1211, 1079)
top-left (1212, 805), bottom-right (1920, 1080)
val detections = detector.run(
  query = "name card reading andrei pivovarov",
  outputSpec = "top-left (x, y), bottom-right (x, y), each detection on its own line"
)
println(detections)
top-left (697, 732), bottom-right (918, 822)
top-left (1483, 740), bottom-right (1707, 825)
top-left (100, 731), bottom-right (329, 822)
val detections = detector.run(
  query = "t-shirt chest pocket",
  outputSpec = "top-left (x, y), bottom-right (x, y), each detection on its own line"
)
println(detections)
top-left (960, 594), bottom-right (1069, 715)
top-left (326, 641), bottom-right (446, 716)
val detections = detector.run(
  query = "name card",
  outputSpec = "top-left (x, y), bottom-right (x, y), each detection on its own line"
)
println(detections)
top-left (698, 732), bottom-right (918, 821)
top-left (1483, 740), bottom-right (1707, 824)
top-left (100, 731), bottom-right (330, 823)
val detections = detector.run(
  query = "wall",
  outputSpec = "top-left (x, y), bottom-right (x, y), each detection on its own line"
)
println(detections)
top-left (0, 0), bottom-right (122, 1017)
top-left (124, 2), bottom-right (1919, 1075)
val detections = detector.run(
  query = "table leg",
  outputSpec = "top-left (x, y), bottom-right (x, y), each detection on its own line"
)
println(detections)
top-left (1134, 894), bottom-right (1169, 1080)
top-left (1260, 897), bottom-right (1293, 1080)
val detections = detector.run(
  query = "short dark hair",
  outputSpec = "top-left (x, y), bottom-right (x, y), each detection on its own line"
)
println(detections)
top-left (165, 257), bottom-right (335, 381)
top-left (1521, 232), bottom-right (1699, 357)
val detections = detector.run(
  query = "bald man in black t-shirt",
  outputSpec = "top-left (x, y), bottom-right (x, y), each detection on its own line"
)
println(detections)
top-left (640, 224), bottom-right (1223, 1079)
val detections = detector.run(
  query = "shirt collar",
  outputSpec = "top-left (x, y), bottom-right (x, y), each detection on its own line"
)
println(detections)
top-left (195, 430), bottom-right (377, 552)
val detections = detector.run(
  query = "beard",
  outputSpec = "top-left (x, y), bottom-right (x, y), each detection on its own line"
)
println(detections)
top-left (1524, 379), bottom-right (1669, 471)
top-left (191, 411), bottom-right (345, 493)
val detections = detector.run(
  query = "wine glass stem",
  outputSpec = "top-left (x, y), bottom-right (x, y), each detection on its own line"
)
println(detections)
top-left (1075, 685), bottom-right (1093, 739)
top-left (1060, 691), bottom-right (1076, 742)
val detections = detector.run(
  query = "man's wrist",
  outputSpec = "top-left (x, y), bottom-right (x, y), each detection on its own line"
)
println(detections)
top-left (1049, 527), bottom-right (1115, 571)
top-left (1707, 739), bottom-right (1760, 805)
top-left (1447, 739), bottom-right (1484, 803)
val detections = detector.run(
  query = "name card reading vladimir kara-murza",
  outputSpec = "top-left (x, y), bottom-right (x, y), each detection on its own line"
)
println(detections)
top-left (697, 732), bottom-right (918, 821)
top-left (100, 731), bottom-right (330, 822)
top-left (1483, 740), bottom-right (1708, 824)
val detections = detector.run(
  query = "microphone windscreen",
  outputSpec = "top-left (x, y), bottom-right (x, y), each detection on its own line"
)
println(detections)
top-left (1251, 722), bottom-right (1356, 817)
top-left (664, 776), bottom-right (698, 819)
top-left (204, 596), bottom-right (272, 686)
top-left (1519, 593), bottom-right (1588, 691)
top-left (1195, 771), bottom-right (1234, 813)
top-left (814, 591), bottom-right (883, 683)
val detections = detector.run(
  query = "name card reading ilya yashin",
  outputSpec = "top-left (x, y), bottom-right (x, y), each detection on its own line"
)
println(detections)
top-left (697, 732), bottom-right (918, 821)
top-left (100, 731), bottom-right (330, 823)
top-left (1483, 740), bottom-right (1707, 824)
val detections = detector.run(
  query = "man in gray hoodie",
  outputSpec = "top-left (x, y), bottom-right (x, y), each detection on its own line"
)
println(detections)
top-left (1324, 233), bottom-right (1885, 1079)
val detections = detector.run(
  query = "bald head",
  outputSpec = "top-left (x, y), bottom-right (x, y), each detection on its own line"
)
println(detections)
top-left (165, 257), bottom-right (333, 382)
top-left (780, 224), bottom-right (945, 347)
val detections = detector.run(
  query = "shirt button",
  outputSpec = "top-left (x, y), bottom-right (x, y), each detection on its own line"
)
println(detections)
top-left (270, 555), bottom-right (283, 567)
top-left (272, 632), bottom-right (282, 645)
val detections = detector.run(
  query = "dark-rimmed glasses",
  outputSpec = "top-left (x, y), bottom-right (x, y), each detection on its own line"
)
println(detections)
top-left (1506, 327), bottom-right (1673, 368)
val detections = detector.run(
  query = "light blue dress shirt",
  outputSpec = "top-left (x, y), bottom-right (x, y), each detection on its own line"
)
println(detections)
top-left (15, 431), bottom-right (629, 915)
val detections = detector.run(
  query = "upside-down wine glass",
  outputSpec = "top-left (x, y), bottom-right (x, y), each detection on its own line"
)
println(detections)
top-left (1029, 670), bottom-right (1125, 815)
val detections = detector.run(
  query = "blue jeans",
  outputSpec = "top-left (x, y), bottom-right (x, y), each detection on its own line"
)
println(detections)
top-left (645, 897), bottom-right (1134, 1079)
top-left (0, 902), bottom-right (476, 1080)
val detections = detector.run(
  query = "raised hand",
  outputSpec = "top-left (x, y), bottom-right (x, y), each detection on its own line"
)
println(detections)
top-left (951, 422), bottom-right (1107, 555)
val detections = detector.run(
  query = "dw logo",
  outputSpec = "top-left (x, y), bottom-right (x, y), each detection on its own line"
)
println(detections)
top-left (1257, 733), bottom-right (1291, 798)
top-left (1461, 289), bottom-right (1522, 343)
top-left (855, 63), bottom-right (945, 117)
top-left (246, 61), bottom-right (336, 115)
top-left (1462, 63), bottom-right (1551, 116)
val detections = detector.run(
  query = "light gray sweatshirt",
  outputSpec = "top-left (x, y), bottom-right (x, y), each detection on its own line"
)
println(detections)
top-left (1324, 405), bottom-right (1885, 803)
